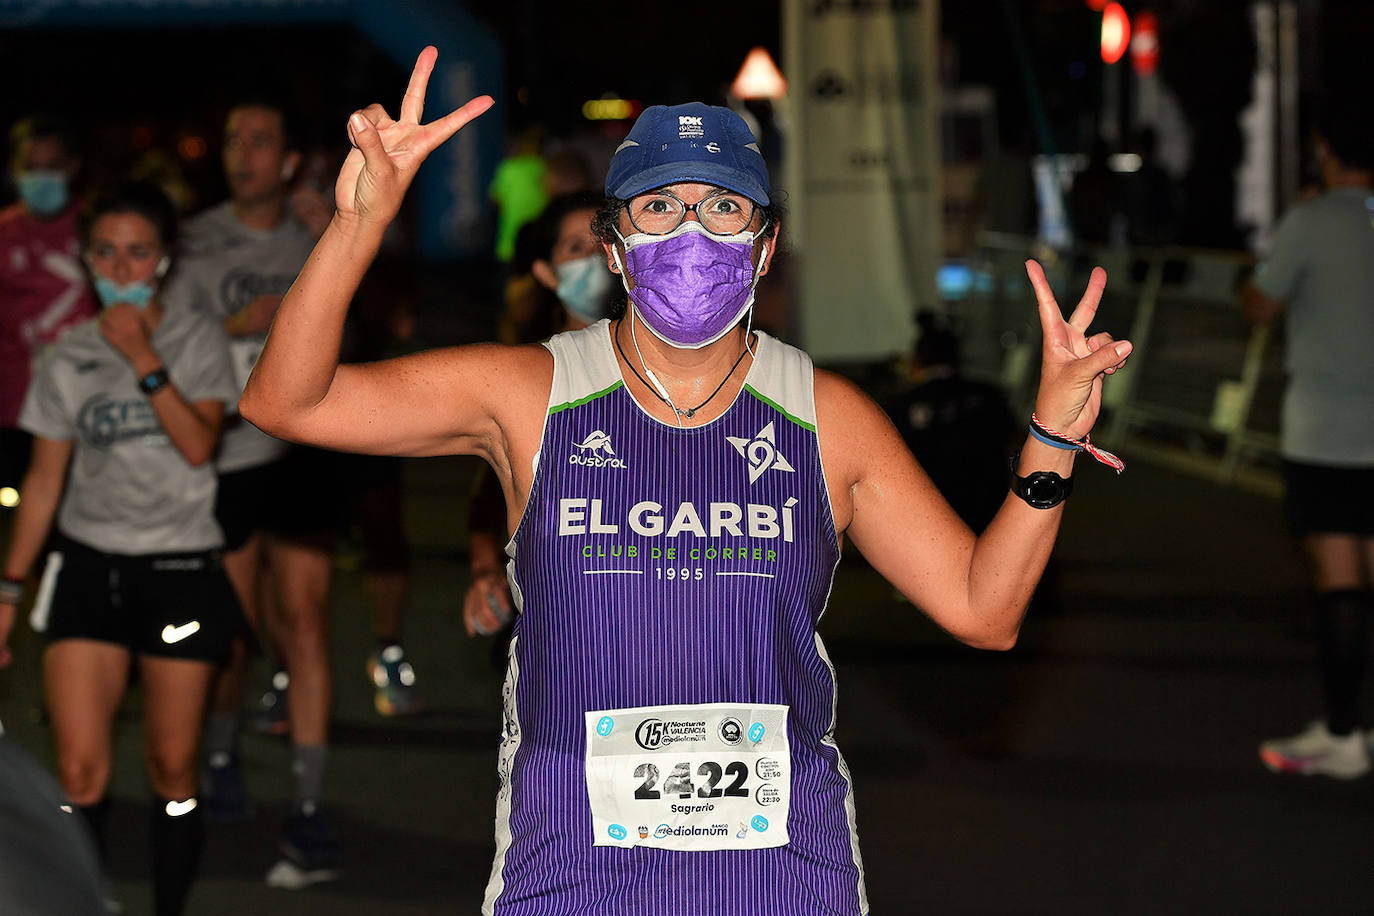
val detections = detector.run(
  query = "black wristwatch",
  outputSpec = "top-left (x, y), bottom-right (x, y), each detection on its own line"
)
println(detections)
top-left (1012, 470), bottom-right (1073, 509)
top-left (137, 367), bottom-right (170, 396)
top-left (1010, 452), bottom-right (1074, 509)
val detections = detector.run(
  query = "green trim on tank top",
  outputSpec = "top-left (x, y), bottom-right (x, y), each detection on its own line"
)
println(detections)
top-left (548, 380), bottom-right (625, 416)
top-left (743, 384), bottom-right (816, 432)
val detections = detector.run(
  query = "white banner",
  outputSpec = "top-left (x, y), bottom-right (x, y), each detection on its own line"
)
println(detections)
top-left (783, 0), bottom-right (941, 361)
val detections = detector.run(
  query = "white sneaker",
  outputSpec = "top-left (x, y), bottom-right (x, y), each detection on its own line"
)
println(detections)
top-left (1259, 720), bottom-right (1371, 779)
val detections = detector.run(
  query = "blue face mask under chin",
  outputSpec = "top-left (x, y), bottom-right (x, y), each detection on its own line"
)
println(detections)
top-left (16, 170), bottom-right (70, 217)
top-left (94, 275), bottom-right (156, 309)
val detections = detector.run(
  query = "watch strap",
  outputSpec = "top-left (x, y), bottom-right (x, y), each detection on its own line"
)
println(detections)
top-left (138, 367), bottom-right (170, 396)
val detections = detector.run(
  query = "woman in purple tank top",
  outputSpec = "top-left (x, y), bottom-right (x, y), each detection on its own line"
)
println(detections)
top-left (240, 48), bottom-right (1134, 915)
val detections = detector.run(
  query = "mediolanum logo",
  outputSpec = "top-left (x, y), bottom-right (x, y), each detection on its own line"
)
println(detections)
top-left (569, 429), bottom-right (628, 469)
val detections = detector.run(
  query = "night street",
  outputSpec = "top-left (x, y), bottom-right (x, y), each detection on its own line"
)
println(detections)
top-left (4, 455), bottom-right (1368, 914)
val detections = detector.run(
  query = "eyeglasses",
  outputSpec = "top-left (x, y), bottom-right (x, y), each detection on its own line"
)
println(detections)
top-left (626, 189), bottom-right (757, 236)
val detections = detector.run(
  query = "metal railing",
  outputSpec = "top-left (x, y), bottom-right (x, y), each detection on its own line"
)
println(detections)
top-left (951, 234), bottom-right (1283, 495)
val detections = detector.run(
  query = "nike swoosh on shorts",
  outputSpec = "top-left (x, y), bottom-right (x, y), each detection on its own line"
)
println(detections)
top-left (161, 621), bottom-right (202, 644)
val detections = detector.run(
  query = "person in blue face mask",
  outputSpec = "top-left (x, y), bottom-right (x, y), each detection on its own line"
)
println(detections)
top-left (239, 49), bottom-right (1135, 914)
top-left (1, 116), bottom-right (98, 503)
top-left (528, 190), bottom-right (617, 331)
top-left (7, 116), bottom-right (80, 219)
top-left (1, 181), bottom-right (239, 916)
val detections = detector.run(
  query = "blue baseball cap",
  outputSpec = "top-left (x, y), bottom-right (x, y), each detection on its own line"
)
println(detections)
top-left (605, 102), bottom-right (771, 206)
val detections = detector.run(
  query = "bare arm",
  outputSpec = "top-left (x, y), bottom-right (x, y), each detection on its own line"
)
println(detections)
top-left (830, 385), bottom-right (1075, 649)
top-left (240, 46), bottom-right (501, 458)
top-left (146, 391), bottom-right (224, 468)
top-left (99, 304), bottom-right (224, 467)
top-left (462, 465), bottom-right (514, 636)
top-left (0, 436), bottom-right (72, 667)
top-left (825, 263), bottom-right (1131, 649)
top-left (464, 530), bottom-right (513, 636)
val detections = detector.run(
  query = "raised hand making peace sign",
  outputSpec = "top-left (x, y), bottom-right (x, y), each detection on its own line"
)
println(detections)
top-left (336, 46), bottom-right (493, 226)
top-left (1026, 259), bottom-right (1133, 442)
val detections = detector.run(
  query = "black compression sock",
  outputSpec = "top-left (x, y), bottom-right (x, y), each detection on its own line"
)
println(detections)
top-left (1317, 589), bottom-right (1370, 736)
top-left (77, 797), bottom-right (110, 863)
top-left (151, 796), bottom-right (205, 916)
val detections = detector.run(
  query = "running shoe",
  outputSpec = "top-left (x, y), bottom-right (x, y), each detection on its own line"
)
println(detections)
top-left (1259, 720), bottom-right (1371, 779)
top-left (202, 750), bottom-right (251, 822)
top-left (250, 669), bottom-right (290, 737)
top-left (265, 803), bottom-right (342, 889)
top-left (366, 644), bottom-right (422, 717)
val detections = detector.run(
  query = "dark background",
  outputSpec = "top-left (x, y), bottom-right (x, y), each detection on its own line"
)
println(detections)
top-left (3, 1), bottom-right (1373, 246)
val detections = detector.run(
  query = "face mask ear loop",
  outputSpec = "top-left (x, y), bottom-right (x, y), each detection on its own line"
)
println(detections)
top-left (610, 232), bottom-right (634, 297)
top-left (615, 231), bottom-right (682, 426)
top-left (744, 242), bottom-right (768, 359)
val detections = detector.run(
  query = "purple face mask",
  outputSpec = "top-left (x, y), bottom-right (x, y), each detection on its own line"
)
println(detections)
top-left (614, 222), bottom-right (766, 349)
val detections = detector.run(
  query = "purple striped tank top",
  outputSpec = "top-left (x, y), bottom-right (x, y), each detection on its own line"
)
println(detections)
top-left (483, 320), bottom-right (868, 915)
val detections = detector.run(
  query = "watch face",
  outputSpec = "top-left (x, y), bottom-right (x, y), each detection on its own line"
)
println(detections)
top-left (1016, 470), bottom-right (1070, 509)
top-left (1027, 476), bottom-right (1062, 505)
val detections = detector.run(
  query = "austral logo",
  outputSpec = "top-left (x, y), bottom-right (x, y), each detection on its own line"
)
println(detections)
top-left (727, 422), bottom-right (795, 484)
top-left (569, 430), bottom-right (627, 469)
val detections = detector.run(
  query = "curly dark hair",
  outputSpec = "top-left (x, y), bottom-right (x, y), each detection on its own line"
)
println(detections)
top-left (590, 193), bottom-right (786, 320)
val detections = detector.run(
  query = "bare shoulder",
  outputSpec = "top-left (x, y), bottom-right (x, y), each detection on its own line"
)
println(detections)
top-left (420, 338), bottom-right (551, 381)
top-left (409, 340), bottom-right (552, 429)
top-left (430, 340), bottom-right (551, 475)
top-left (480, 340), bottom-right (554, 421)
top-left (814, 367), bottom-right (910, 531)
top-left (814, 368), bottom-right (901, 471)
top-left (296, 340), bottom-right (554, 462)
top-left (384, 340), bottom-right (550, 396)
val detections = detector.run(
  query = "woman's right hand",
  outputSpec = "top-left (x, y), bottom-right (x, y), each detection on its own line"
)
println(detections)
top-left (335, 45), bottom-right (493, 228)
top-left (463, 572), bottom-right (513, 637)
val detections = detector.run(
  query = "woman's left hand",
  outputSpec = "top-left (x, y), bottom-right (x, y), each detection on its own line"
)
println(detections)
top-left (100, 304), bottom-right (157, 371)
top-left (1027, 259), bottom-right (1133, 441)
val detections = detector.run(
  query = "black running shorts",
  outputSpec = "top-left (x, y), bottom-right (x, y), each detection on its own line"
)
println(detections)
top-left (37, 535), bottom-right (242, 662)
top-left (215, 448), bottom-right (348, 551)
top-left (1282, 460), bottom-right (1374, 537)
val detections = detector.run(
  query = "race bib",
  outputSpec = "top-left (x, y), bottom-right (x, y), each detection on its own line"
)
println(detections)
top-left (584, 702), bottom-right (790, 851)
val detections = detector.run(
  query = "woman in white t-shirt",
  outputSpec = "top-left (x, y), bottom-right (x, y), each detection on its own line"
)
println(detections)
top-left (0, 181), bottom-right (239, 916)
